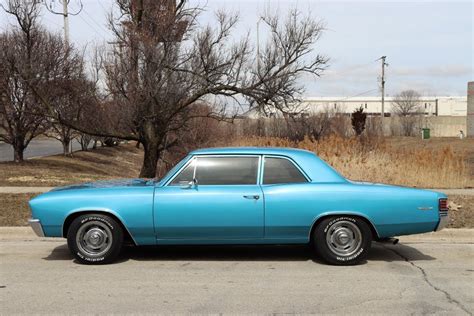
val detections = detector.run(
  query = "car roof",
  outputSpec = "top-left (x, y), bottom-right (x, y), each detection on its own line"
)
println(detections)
top-left (189, 147), bottom-right (314, 156)
top-left (159, 146), bottom-right (347, 185)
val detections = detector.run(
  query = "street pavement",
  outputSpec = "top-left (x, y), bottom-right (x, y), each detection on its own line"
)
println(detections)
top-left (0, 228), bottom-right (473, 314)
top-left (0, 139), bottom-right (86, 162)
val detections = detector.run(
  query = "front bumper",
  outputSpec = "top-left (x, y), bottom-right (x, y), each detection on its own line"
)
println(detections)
top-left (435, 214), bottom-right (449, 231)
top-left (28, 219), bottom-right (45, 237)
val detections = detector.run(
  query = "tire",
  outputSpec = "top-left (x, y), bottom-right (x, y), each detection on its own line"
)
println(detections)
top-left (313, 216), bottom-right (372, 265)
top-left (67, 213), bottom-right (124, 264)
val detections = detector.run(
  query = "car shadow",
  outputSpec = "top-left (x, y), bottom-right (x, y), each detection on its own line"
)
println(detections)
top-left (43, 242), bottom-right (435, 264)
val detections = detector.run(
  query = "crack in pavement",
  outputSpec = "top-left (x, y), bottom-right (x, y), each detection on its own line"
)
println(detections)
top-left (384, 245), bottom-right (472, 315)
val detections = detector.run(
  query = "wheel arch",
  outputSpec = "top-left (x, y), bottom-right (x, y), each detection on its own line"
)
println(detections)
top-left (62, 209), bottom-right (137, 245)
top-left (309, 212), bottom-right (380, 241)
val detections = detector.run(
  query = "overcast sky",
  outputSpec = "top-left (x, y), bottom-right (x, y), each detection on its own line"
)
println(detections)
top-left (1, 0), bottom-right (472, 98)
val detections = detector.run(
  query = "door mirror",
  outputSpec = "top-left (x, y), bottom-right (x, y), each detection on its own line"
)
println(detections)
top-left (180, 178), bottom-right (197, 189)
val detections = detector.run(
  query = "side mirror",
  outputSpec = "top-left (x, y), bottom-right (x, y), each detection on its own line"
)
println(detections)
top-left (179, 178), bottom-right (197, 189)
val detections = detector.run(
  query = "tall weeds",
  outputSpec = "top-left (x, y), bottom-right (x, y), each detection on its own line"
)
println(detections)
top-left (231, 135), bottom-right (470, 188)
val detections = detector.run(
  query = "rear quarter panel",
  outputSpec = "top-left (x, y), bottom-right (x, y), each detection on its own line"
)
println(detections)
top-left (263, 182), bottom-right (443, 240)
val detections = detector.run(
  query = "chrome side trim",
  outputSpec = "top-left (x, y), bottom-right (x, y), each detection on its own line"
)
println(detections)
top-left (28, 219), bottom-right (45, 237)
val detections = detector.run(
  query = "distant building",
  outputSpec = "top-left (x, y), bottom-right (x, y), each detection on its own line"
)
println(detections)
top-left (468, 82), bottom-right (474, 137)
top-left (245, 96), bottom-right (467, 118)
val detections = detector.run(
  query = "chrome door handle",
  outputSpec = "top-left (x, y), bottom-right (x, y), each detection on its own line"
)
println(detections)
top-left (243, 195), bottom-right (260, 200)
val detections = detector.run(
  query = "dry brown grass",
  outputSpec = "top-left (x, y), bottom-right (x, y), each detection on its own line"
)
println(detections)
top-left (231, 135), bottom-right (472, 189)
top-left (0, 143), bottom-right (143, 186)
top-left (0, 193), bottom-right (37, 226)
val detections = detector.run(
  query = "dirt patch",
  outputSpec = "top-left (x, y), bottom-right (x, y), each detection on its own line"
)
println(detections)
top-left (0, 143), bottom-right (143, 187)
top-left (447, 195), bottom-right (474, 228)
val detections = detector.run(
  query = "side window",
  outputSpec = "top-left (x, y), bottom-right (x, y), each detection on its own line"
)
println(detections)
top-left (263, 157), bottom-right (308, 184)
top-left (196, 157), bottom-right (259, 185)
top-left (169, 160), bottom-right (195, 185)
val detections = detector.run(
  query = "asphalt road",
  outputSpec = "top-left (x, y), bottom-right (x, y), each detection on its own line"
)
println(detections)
top-left (0, 139), bottom-right (86, 162)
top-left (1, 228), bottom-right (473, 314)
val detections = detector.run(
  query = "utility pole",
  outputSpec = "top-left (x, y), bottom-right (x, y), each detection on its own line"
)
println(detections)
top-left (256, 17), bottom-right (263, 72)
top-left (44, 0), bottom-right (84, 45)
top-left (62, 0), bottom-right (70, 44)
top-left (379, 56), bottom-right (388, 134)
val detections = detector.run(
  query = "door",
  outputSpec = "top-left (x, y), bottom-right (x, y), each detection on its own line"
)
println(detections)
top-left (260, 156), bottom-right (313, 240)
top-left (154, 156), bottom-right (264, 241)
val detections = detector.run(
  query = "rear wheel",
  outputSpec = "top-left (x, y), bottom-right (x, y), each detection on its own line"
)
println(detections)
top-left (67, 214), bottom-right (123, 264)
top-left (313, 216), bottom-right (372, 265)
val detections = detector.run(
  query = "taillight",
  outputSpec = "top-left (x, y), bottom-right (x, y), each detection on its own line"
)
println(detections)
top-left (439, 198), bottom-right (448, 217)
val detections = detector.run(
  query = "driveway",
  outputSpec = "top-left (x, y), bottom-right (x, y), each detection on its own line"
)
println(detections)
top-left (1, 228), bottom-right (473, 314)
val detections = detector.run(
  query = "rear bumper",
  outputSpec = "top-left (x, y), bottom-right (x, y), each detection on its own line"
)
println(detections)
top-left (28, 219), bottom-right (45, 237)
top-left (435, 214), bottom-right (449, 231)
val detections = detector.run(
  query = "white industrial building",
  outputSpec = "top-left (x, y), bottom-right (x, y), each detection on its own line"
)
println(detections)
top-left (245, 96), bottom-right (467, 118)
top-left (299, 96), bottom-right (467, 117)
top-left (242, 95), bottom-right (468, 137)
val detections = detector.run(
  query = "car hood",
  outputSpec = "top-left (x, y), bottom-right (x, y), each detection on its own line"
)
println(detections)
top-left (50, 178), bottom-right (153, 192)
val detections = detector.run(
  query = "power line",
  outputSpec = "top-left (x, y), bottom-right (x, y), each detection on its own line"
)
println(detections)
top-left (332, 88), bottom-right (380, 103)
top-left (327, 59), bottom-right (378, 77)
top-left (81, 6), bottom-right (109, 34)
top-left (76, 14), bottom-right (98, 32)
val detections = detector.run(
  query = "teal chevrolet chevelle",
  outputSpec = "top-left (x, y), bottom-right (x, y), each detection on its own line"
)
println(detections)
top-left (28, 147), bottom-right (449, 265)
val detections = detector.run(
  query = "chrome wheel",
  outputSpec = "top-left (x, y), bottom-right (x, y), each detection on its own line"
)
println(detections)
top-left (325, 220), bottom-right (362, 257)
top-left (76, 221), bottom-right (113, 257)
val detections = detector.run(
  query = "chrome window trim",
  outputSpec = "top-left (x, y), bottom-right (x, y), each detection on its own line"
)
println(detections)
top-left (260, 155), bottom-right (311, 185)
top-left (165, 154), bottom-right (262, 186)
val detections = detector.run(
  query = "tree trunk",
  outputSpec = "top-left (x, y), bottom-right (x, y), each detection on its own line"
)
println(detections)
top-left (12, 137), bottom-right (25, 163)
top-left (139, 139), bottom-right (160, 178)
top-left (62, 138), bottom-right (71, 156)
top-left (138, 121), bottom-right (162, 178)
top-left (13, 145), bottom-right (24, 162)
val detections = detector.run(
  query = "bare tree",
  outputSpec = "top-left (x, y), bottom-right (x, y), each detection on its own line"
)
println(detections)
top-left (46, 73), bottom-right (89, 156)
top-left (0, 1), bottom-right (49, 162)
top-left (392, 90), bottom-right (423, 136)
top-left (77, 132), bottom-right (93, 151)
top-left (96, 1), bottom-right (328, 177)
top-left (1, 0), bottom-right (92, 160)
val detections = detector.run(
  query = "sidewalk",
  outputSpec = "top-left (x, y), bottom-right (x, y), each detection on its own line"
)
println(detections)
top-left (0, 187), bottom-right (54, 193)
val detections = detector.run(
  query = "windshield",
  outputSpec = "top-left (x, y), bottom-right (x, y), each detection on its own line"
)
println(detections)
top-left (154, 155), bottom-right (192, 186)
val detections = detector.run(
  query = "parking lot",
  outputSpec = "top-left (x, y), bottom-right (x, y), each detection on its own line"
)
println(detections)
top-left (1, 228), bottom-right (473, 314)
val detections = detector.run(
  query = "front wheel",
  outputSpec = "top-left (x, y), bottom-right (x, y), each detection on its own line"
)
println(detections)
top-left (313, 216), bottom-right (372, 265)
top-left (67, 214), bottom-right (123, 264)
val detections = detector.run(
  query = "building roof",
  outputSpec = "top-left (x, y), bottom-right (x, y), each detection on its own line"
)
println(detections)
top-left (301, 96), bottom-right (467, 102)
